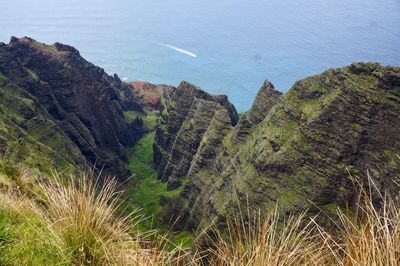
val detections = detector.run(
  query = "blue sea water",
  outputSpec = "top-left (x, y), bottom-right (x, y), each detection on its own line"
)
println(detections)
top-left (1, 0), bottom-right (399, 111)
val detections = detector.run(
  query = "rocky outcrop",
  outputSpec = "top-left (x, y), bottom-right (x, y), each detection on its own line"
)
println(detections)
top-left (0, 37), bottom-right (145, 178)
top-left (156, 63), bottom-right (400, 234)
top-left (232, 80), bottom-right (282, 143)
top-left (129, 81), bottom-right (171, 111)
top-left (153, 81), bottom-right (239, 189)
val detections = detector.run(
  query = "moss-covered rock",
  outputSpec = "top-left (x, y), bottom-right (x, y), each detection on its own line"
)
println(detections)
top-left (232, 80), bottom-right (282, 143)
top-left (156, 63), bottom-right (400, 236)
top-left (0, 74), bottom-right (82, 176)
top-left (153, 81), bottom-right (239, 188)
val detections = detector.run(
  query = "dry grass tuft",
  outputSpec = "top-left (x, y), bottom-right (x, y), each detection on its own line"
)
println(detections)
top-left (201, 208), bottom-right (330, 266)
top-left (316, 176), bottom-right (400, 266)
top-left (37, 173), bottom-right (189, 265)
top-left (195, 175), bottom-right (400, 266)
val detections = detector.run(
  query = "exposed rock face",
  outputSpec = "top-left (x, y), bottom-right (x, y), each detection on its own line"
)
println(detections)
top-left (153, 81), bottom-right (239, 189)
top-left (129, 81), bottom-right (171, 111)
top-left (0, 37), bottom-right (145, 178)
top-left (156, 63), bottom-right (400, 234)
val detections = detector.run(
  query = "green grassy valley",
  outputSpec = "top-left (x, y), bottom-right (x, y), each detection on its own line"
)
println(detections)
top-left (121, 106), bottom-right (193, 246)
top-left (125, 132), bottom-right (192, 247)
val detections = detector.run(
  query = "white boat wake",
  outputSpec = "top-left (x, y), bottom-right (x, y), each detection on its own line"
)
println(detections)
top-left (160, 43), bottom-right (197, 58)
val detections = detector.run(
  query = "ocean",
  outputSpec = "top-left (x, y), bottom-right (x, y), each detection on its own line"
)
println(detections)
top-left (1, 0), bottom-right (399, 111)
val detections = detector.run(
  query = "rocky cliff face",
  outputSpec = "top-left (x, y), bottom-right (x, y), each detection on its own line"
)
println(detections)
top-left (156, 63), bottom-right (400, 234)
top-left (0, 37), bottom-right (145, 178)
top-left (153, 81), bottom-right (239, 190)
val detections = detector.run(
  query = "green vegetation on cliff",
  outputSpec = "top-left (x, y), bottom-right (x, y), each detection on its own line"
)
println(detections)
top-left (0, 74), bottom-right (81, 176)
top-left (155, 63), bottom-right (400, 235)
top-left (124, 108), bottom-right (158, 131)
top-left (0, 36), bottom-right (146, 179)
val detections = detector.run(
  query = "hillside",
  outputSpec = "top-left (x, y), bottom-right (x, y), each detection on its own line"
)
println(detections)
top-left (155, 63), bottom-right (400, 234)
top-left (0, 36), bottom-right (147, 178)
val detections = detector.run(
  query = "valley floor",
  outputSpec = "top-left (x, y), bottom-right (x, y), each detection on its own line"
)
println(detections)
top-left (125, 132), bottom-right (192, 247)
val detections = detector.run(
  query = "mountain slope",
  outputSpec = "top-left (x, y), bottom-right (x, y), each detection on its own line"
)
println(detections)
top-left (156, 63), bottom-right (400, 233)
top-left (0, 37), bottom-right (146, 178)
top-left (0, 73), bottom-right (83, 175)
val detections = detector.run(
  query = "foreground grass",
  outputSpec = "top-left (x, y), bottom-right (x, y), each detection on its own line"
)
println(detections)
top-left (318, 181), bottom-right (400, 265)
top-left (1, 159), bottom-right (400, 265)
top-left (206, 212), bottom-right (331, 265)
top-left (38, 174), bottom-right (142, 265)
top-left (205, 177), bottom-right (400, 266)
top-left (0, 194), bottom-right (63, 265)
top-left (0, 162), bottom-right (188, 265)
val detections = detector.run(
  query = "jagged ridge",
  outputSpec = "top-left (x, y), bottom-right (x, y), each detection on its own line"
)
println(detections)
top-left (153, 81), bottom-right (239, 189)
